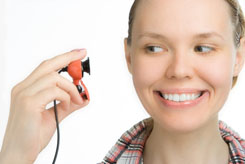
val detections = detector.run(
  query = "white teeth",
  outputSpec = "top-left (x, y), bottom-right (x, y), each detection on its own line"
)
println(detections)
top-left (169, 94), bottom-right (173, 100)
top-left (160, 92), bottom-right (202, 102)
top-left (173, 94), bottom-right (179, 102)
top-left (180, 94), bottom-right (186, 101)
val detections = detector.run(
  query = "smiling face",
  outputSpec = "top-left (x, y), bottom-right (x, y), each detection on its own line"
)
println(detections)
top-left (124, 0), bottom-right (245, 133)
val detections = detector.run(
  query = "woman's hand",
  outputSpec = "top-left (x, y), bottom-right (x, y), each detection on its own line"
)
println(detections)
top-left (0, 49), bottom-right (89, 164)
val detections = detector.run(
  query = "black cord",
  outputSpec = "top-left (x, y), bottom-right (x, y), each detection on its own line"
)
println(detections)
top-left (52, 69), bottom-right (66, 164)
top-left (52, 100), bottom-right (60, 164)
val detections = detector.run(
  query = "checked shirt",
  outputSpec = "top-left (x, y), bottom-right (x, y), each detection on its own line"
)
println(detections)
top-left (99, 118), bottom-right (245, 164)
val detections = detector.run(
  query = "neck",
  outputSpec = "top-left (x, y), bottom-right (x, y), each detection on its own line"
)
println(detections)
top-left (143, 118), bottom-right (230, 164)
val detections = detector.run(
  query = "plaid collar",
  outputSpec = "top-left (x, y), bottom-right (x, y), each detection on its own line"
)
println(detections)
top-left (100, 118), bottom-right (245, 164)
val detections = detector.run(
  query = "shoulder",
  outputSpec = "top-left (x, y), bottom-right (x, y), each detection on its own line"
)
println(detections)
top-left (99, 118), bottom-right (153, 164)
top-left (219, 120), bottom-right (245, 163)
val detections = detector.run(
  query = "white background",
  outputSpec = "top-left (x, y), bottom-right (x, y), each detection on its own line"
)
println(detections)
top-left (0, 0), bottom-right (245, 163)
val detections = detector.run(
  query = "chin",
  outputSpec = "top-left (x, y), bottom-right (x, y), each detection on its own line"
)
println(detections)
top-left (152, 111), bottom-right (215, 135)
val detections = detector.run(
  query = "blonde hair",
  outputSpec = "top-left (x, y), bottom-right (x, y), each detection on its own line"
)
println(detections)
top-left (225, 0), bottom-right (245, 88)
top-left (127, 0), bottom-right (245, 88)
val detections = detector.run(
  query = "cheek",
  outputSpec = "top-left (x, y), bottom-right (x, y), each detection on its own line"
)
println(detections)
top-left (196, 55), bottom-right (234, 90)
top-left (131, 55), bottom-right (165, 89)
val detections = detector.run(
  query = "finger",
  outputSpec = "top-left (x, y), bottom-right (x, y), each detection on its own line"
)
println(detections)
top-left (15, 49), bottom-right (87, 94)
top-left (45, 99), bottom-right (90, 123)
top-left (33, 87), bottom-right (71, 113)
top-left (38, 49), bottom-right (87, 73)
top-left (24, 72), bottom-right (83, 106)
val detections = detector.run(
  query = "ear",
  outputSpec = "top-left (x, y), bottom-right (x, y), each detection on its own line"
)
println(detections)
top-left (233, 37), bottom-right (245, 77)
top-left (124, 38), bottom-right (132, 74)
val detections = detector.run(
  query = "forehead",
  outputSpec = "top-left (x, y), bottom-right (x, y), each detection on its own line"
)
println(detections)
top-left (133, 0), bottom-right (233, 42)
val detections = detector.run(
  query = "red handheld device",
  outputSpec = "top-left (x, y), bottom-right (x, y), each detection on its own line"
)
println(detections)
top-left (67, 58), bottom-right (90, 100)
top-left (59, 58), bottom-right (90, 101)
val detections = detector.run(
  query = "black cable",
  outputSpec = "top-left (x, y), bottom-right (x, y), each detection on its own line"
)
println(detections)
top-left (52, 100), bottom-right (60, 164)
top-left (52, 69), bottom-right (65, 164)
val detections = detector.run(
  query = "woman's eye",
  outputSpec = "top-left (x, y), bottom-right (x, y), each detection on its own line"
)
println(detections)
top-left (194, 46), bottom-right (214, 53)
top-left (146, 46), bottom-right (163, 53)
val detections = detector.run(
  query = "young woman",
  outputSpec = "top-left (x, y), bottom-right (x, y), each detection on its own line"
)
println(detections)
top-left (0, 0), bottom-right (245, 163)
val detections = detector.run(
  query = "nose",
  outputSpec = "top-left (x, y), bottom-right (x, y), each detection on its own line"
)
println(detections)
top-left (165, 51), bottom-right (194, 80)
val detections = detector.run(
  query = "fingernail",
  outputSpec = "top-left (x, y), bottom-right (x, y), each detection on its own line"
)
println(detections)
top-left (71, 48), bottom-right (86, 52)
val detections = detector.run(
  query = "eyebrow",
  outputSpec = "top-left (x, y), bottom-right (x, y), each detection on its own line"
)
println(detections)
top-left (138, 32), bottom-right (225, 41)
